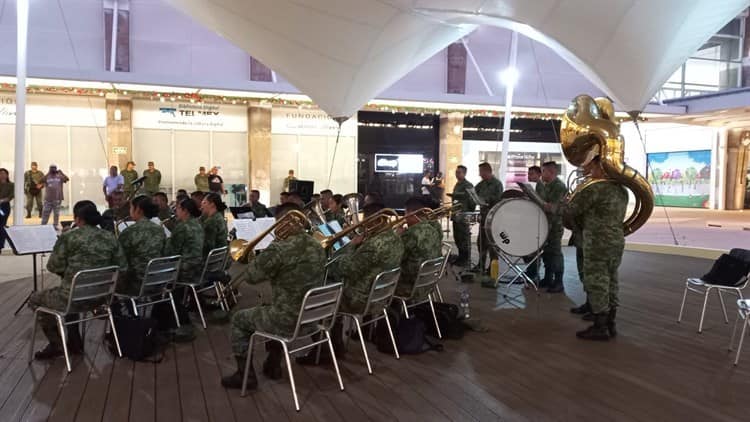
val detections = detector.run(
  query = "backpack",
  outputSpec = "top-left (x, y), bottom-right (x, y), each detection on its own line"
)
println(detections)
top-left (702, 253), bottom-right (750, 287)
top-left (375, 309), bottom-right (443, 355)
top-left (107, 315), bottom-right (162, 362)
top-left (413, 302), bottom-right (466, 340)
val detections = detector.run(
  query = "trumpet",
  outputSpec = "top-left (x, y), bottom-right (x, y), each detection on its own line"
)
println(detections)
top-left (229, 210), bottom-right (311, 263)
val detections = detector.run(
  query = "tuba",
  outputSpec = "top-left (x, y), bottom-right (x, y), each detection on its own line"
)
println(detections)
top-left (560, 95), bottom-right (653, 235)
top-left (229, 210), bottom-right (311, 263)
top-left (342, 193), bottom-right (363, 226)
top-left (303, 198), bottom-right (327, 226)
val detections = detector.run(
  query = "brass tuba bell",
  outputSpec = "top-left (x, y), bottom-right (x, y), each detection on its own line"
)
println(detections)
top-left (560, 95), bottom-right (654, 235)
top-left (343, 193), bottom-right (363, 226)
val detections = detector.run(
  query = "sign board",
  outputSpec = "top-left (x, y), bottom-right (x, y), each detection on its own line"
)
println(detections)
top-left (233, 217), bottom-right (275, 250)
top-left (0, 94), bottom-right (106, 127)
top-left (112, 146), bottom-right (128, 155)
top-left (132, 100), bottom-right (247, 132)
top-left (271, 107), bottom-right (357, 136)
top-left (374, 153), bottom-right (424, 174)
top-left (6, 225), bottom-right (58, 255)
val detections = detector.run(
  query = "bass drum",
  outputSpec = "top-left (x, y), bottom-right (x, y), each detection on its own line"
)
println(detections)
top-left (483, 198), bottom-right (549, 257)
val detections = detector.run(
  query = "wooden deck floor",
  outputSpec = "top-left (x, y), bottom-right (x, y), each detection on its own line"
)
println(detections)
top-left (0, 250), bottom-right (748, 421)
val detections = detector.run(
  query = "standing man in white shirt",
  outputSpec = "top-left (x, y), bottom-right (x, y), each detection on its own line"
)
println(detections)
top-left (103, 165), bottom-right (124, 208)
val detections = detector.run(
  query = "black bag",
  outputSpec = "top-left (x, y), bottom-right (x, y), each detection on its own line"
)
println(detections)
top-left (413, 302), bottom-right (466, 340)
top-left (702, 254), bottom-right (750, 287)
top-left (375, 309), bottom-right (443, 355)
top-left (108, 315), bottom-right (161, 361)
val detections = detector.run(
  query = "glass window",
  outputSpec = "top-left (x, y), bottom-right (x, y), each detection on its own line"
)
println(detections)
top-left (327, 135), bottom-right (357, 195)
top-left (270, 133), bottom-right (299, 202)
top-left (174, 130), bottom-right (210, 192)
top-left (0, 124), bottom-right (15, 173)
top-left (70, 126), bottom-right (108, 208)
top-left (133, 128), bottom-right (173, 195)
top-left (31, 125), bottom-right (70, 208)
top-left (212, 131), bottom-right (248, 206)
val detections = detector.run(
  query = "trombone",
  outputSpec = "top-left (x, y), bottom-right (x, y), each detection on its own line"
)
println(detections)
top-left (229, 209), bottom-right (311, 264)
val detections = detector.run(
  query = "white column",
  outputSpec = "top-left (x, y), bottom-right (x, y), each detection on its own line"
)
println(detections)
top-left (13, 0), bottom-right (29, 225)
top-left (498, 31), bottom-right (518, 185)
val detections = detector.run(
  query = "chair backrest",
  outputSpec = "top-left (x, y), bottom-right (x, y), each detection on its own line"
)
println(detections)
top-left (409, 256), bottom-right (445, 298)
top-left (199, 246), bottom-right (228, 283)
top-left (290, 283), bottom-right (343, 341)
top-left (362, 267), bottom-right (400, 317)
top-left (438, 241), bottom-right (452, 279)
top-left (138, 255), bottom-right (181, 297)
top-left (66, 266), bottom-right (120, 313)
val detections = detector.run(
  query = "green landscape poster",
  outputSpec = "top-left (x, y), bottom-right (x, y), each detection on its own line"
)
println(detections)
top-left (647, 150), bottom-right (711, 208)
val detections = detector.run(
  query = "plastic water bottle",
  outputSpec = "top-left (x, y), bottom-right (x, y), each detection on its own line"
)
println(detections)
top-left (459, 288), bottom-right (471, 320)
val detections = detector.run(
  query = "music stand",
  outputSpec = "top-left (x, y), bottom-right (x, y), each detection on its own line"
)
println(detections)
top-left (5, 225), bottom-right (58, 315)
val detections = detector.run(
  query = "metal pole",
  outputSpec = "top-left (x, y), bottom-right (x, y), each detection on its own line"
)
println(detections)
top-left (13, 0), bottom-right (29, 225)
top-left (109, 0), bottom-right (119, 72)
top-left (498, 31), bottom-right (518, 184)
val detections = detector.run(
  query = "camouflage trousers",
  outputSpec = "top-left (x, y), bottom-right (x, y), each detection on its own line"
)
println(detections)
top-left (28, 287), bottom-right (69, 347)
top-left (477, 217), bottom-right (497, 270)
top-left (541, 228), bottom-right (564, 276)
top-left (25, 192), bottom-right (42, 215)
top-left (452, 220), bottom-right (471, 261)
top-left (231, 305), bottom-right (294, 357)
top-left (575, 246), bottom-right (585, 290)
top-left (583, 251), bottom-right (623, 314)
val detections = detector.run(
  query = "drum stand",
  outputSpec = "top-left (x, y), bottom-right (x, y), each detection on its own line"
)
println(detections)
top-left (492, 247), bottom-right (542, 308)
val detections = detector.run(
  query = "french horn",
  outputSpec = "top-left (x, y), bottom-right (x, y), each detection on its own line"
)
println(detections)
top-left (560, 95), bottom-right (653, 235)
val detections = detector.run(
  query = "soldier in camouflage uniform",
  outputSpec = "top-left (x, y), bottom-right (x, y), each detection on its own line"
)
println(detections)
top-left (201, 193), bottom-right (229, 258)
top-left (24, 161), bottom-right (44, 218)
top-left (324, 194), bottom-right (346, 227)
top-left (448, 165), bottom-right (475, 267)
top-left (395, 197), bottom-right (443, 299)
top-left (142, 161), bottom-right (162, 195)
top-left (245, 189), bottom-right (272, 218)
top-left (564, 156), bottom-right (628, 341)
top-left (537, 161), bottom-right (568, 293)
top-left (162, 198), bottom-right (205, 341)
top-left (30, 201), bottom-right (126, 360)
top-left (221, 203), bottom-right (326, 389)
top-left (523, 166), bottom-right (542, 281)
top-left (120, 161), bottom-right (138, 197)
top-left (474, 162), bottom-right (503, 274)
top-left (568, 226), bottom-right (591, 316)
top-left (117, 196), bottom-right (166, 296)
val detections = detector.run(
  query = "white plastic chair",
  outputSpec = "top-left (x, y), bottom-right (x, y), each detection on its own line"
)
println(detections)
top-left (114, 255), bottom-right (182, 326)
top-left (677, 248), bottom-right (750, 333)
top-left (393, 256), bottom-right (445, 339)
top-left (729, 299), bottom-right (750, 365)
top-left (338, 268), bottom-right (401, 374)
top-left (241, 283), bottom-right (345, 412)
top-left (175, 246), bottom-right (228, 328)
top-left (29, 266), bottom-right (122, 372)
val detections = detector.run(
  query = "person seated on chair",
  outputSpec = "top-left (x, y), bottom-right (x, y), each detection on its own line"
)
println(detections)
top-left (221, 202), bottom-right (326, 390)
top-left (300, 201), bottom-right (404, 362)
top-left (30, 200), bottom-right (126, 360)
top-left (161, 198), bottom-right (205, 342)
top-left (100, 190), bottom-right (128, 233)
top-left (324, 194), bottom-right (346, 227)
top-left (117, 195), bottom-right (166, 297)
top-left (395, 197), bottom-right (443, 300)
top-left (200, 192), bottom-right (228, 259)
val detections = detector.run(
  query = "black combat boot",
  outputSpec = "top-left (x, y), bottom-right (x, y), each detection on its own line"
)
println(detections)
top-left (547, 272), bottom-right (565, 293)
top-left (607, 308), bottom-right (617, 338)
top-left (263, 342), bottom-right (283, 380)
top-left (66, 323), bottom-right (84, 355)
top-left (538, 274), bottom-right (553, 289)
top-left (26, 211), bottom-right (31, 219)
top-left (221, 355), bottom-right (257, 390)
top-left (576, 313), bottom-right (610, 341)
top-left (34, 343), bottom-right (64, 360)
top-left (570, 301), bottom-right (591, 314)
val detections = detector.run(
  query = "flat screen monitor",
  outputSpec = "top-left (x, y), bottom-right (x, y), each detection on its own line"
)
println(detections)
top-left (374, 153), bottom-right (424, 174)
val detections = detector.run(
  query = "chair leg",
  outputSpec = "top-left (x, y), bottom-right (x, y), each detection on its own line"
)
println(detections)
top-left (698, 288), bottom-right (710, 333)
top-left (383, 308), bottom-right (400, 360)
top-left (168, 293), bottom-right (181, 328)
top-left (434, 285), bottom-right (444, 303)
top-left (130, 298), bottom-right (138, 317)
top-left (214, 283), bottom-right (227, 312)
top-left (191, 286), bottom-right (207, 329)
top-left (351, 316), bottom-right (372, 374)
top-left (281, 341), bottom-right (301, 412)
top-left (108, 310), bottom-right (123, 357)
top-left (427, 295), bottom-right (442, 339)
top-left (325, 330), bottom-right (345, 392)
top-left (57, 315), bottom-right (72, 373)
top-left (399, 299), bottom-right (409, 319)
top-left (717, 289), bottom-right (729, 323)
top-left (677, 283), bottom-right (689, 323)
top-left (28, 311), bottom-right (38, 364)
top-left (241, 335), bottom-right (256, 397)
top-left (730, 313), bottom-right (741, 351)
top-left (734, 317), bottom-right (749, 365)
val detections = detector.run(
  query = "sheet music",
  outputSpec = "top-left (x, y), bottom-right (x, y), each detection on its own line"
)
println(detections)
top-left (116, 221), bottom-right (135, 234)
top-left (6, 225), bottom-right (58, 255)
top-left (466, 187), bottom-right (487, 207)
top-left (233, 217), bottom-right (275, 250)
top-left (237, 211), bottom-right (255, 220)
top-left (326, 221), bottom-right (350, 250)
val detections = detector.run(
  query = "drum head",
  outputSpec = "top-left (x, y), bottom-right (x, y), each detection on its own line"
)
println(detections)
top-left (484, 199), bottom-right (549, 256)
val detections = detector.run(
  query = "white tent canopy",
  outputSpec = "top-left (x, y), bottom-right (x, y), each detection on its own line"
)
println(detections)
top-left (168, 0), bottom-right (749, 118)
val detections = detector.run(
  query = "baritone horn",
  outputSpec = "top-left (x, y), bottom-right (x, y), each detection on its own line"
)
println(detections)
top-left (560, 95), bottom-right (654, 235)
top-left (229, 210), bottom-right (311, 263)
top-left (343, 193), bottom-right (363, 225)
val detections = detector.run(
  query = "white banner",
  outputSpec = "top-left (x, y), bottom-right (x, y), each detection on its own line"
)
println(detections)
top-left (0, 94), bottom-right (106, 127)
top-left (132, 100), bottom-right (247, 132)
top-left (272, 107), bottom-right (356, 136)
